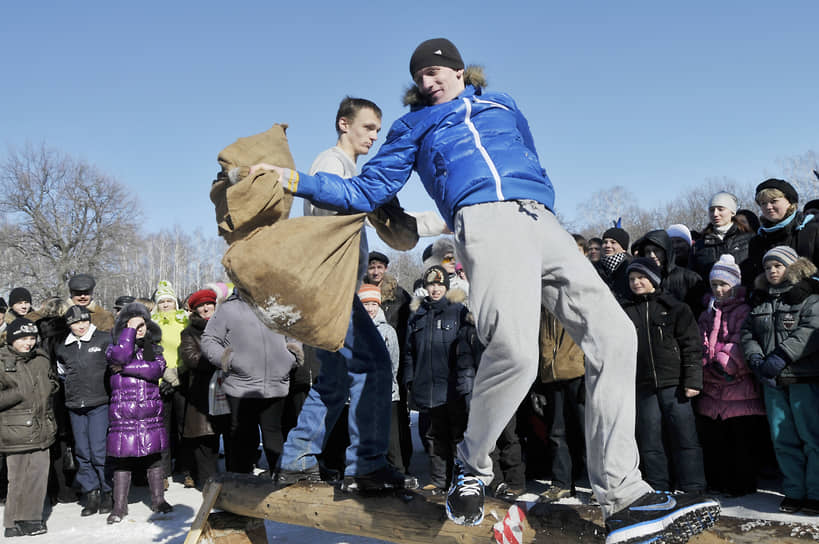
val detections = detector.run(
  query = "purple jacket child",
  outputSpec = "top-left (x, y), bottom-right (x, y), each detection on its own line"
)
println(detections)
top-left (106, 303), bottom-right (168, 458)
top-left (696, 286), bottom-right (765, 420)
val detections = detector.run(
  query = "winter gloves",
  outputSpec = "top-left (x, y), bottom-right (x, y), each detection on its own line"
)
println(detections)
top-left (747, 351), bottom-right (787, 387)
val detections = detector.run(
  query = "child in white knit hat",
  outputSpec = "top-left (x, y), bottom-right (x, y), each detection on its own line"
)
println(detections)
top-left (695, 254), bottom-right (764, 497)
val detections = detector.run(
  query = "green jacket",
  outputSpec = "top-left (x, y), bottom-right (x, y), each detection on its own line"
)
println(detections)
top-left (0, 346), bottom-right (58, 453)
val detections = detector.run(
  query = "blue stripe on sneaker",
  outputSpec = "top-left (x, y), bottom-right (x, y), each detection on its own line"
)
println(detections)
top-left (630, 495), bottom-right (677, 511)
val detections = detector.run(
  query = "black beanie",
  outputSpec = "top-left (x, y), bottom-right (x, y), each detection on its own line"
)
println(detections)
top-left (423, 265), bottom-right (450, 290)
top-left (627, 257), bottom-right (663, 288)
top-left (7, 317), bottom-right (38, 344)
top-left (0, 297), bottom-right (6, 312)
top-left (602, 228), bottom-right (630, 252)
top-left (409, 38), bottom-right (464, 76)
top-left (8, 287), bottom-right (32, 307)
top-left (756, 178), bottom-right (798, 204)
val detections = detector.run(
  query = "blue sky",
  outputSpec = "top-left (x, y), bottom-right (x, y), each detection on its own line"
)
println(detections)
top-left (2, 1), bottom-right (817, 238)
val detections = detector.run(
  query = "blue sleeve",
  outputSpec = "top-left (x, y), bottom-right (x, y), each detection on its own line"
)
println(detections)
top-left (294, 120), bottom-right (418, 212)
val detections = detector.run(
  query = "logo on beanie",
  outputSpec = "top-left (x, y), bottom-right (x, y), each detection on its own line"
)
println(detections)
top-left (434, 49), bottom-right (443, 55)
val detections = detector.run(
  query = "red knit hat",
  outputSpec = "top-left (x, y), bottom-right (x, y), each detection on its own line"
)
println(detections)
top-left (188, 289), bottom-right (217, 310)
top-left (357, 284), bottom-right (381, 304)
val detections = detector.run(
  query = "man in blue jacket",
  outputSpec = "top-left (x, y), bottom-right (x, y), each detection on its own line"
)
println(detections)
top-left (251, 38), bottom-right (719, 543)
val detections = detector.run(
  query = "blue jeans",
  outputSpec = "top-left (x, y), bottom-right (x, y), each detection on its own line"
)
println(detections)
top-left (636, 386), bottom-right (705, 493)
top-left (69, 404), bottom-right (111, 493)
top-left (763, 383), bottom-right (819, 500)
top-left (278, 297), bottom-right (392, 476)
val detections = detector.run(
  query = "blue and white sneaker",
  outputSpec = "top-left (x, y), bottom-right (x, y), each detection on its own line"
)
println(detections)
top-left (605, 491), bottom-right (720, 544)
top-left (445, 460), bottom-right (485, 526)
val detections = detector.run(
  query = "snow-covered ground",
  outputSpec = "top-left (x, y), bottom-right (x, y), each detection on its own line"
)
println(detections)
top-left (4, 412), bottom-right (818, 543)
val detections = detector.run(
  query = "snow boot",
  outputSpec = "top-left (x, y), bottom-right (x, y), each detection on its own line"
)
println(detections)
top-left (147, 466), bottom-right (173, 513)
top-left (107, 471), bottom-right (131, 524)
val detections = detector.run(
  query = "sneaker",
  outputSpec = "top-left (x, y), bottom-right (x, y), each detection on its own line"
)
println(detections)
top-left (341, 465), bottom-right (419, 492)
top-left (445, 461), bottom-right (485, 526)
top-left (538, 484), bottom-right (574, 503)
top-left (779, 497), bottom-right (803, 513)
top-left (275, 465), bottom-right (324, 486)
top-left (5, 526), bottom-right (23, 538)
top-left (605, 491), bottom-right (720, 544)
top-left (493, 482), bottom-right (522, 503)
top-left (15, 520), bottom-right (47, 536)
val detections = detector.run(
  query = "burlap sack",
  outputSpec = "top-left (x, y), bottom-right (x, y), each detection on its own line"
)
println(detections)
top-left (366, 197), bottom-right (419, 251)
top-left (222, 213), bottom-right (368, 351)
top-left (211, 124), bottom-right (295, 242)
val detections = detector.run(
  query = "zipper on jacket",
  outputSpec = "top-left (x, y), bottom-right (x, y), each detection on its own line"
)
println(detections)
top-left (461, 98), bottom-right (505, 201)
top-left (643, 301), bottom-right (659, 389)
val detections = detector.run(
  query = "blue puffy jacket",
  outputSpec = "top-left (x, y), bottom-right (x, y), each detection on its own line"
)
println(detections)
top-left (293, 72), bottom-right (555, 229)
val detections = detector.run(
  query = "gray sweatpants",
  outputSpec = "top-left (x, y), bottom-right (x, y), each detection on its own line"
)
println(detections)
top-left (3, 448), bottom-right (49, 527)
top-left (453, 200), bottom-right (651, 518)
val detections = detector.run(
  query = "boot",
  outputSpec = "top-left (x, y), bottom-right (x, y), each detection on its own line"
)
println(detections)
top-left (81, 489), bottom-right (100, 516)
top-left (107, 471), bottom-right (131, 524)
top-left (99, 489), bottom-right (113, 514)
top-left (147, 466), bottom-right (173, 513)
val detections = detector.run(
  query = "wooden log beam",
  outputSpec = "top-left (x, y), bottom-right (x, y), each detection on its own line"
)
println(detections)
top-left (208, 473), bottom-right (819, 544)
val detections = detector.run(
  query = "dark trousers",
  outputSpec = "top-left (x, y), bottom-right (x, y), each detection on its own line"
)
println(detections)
top-left (3, 449), bottom-right (49, 528)
top-left (226, 395), bottom-right (286, 474)
top-left (424, 399), bottom-right (468, 488)
top-left (544, 377), bottom-right (586, 488)
top-left (188, 435), bottom-right (221, 486)
top-left (697, 414), bottom-right (763, 495)
top-left (636, 386), bottom-right (706, 493)
top-left (386, 401), bottom-right (406, 473)
top-left (321, 405), bottom-right (350, 475)
top-left (69, 404), bottom-right (111, 493)
top-left (490, 413), bottom-right (525, 491)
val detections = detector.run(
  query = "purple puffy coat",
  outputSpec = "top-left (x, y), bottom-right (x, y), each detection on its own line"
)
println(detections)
top-left (106, 327), bottom-right (168, 458)
top-left (696, 288), bottom-right (765, 420)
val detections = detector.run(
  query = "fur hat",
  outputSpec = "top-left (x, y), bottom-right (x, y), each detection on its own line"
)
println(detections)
top-left (188, 289), bottom-right (217, 310)
top-left (357, 284), bottom-right (381, 305)
top-left (756, 178), bottom-right (798, 204)
top-left (602, 227), bottom-right (630, 253)
top-left (666, 224), bottom-right (693, 246)
top-left (68, 273), bottom-right (96, 293)
top-left (709, 192), bottom-right (738, 214)
top-left (7, 317), bottom-right (38, 344)
top-left (710, 255), bottom-right (741, 288)
top-left (423, 265), bottom-right (450, 290)
top-left (763, 245), bottom-right (799, 267)
top-left (114, 296), bottom-right (136, 311)
top-left (8, 287), bottom-right (31, 307)
top-left (409, 38), bottom-right (464, 76)
top-left (627, 257), bottom-right (662, 288)
top-left (422, 237), bottom-right (456, 269)
top-left (63, 305), bottom-right (91, 326)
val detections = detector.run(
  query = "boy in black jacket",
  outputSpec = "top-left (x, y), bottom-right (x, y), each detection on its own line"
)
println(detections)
top-left (622, 258), bottom-right (706, 494)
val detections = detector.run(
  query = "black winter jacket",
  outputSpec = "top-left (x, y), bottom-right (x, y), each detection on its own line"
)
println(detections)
top-left (55, 326), bottom-right (113, 410)
top-left (692, 223), bottom-right (752, 280)
top-left (622, 290), bottom-right (703, 392)
top-left (596, 254), bottom-right (632, 303)
top-left (743, 211), bottom-right (819, 286)
top-left (403, 296), bottom-right (473, 409)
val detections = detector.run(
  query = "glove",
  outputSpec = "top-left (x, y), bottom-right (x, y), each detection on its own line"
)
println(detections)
top-left (759, 352), bottom-right (787, 379)
top-left (220, 346), bottom-right (233, 373)
top-left (529, 388), bottom-right (548, 418)
top-left (159, 380), bottom-right (175, 397)
top-left (746, 353), bottom-right (764, 374)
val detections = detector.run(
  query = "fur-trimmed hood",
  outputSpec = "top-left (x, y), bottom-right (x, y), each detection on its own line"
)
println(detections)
top-left (378, 273), bottom-right (402, 303)
top-left (112, 302), bottom-right (163, 347)
top-left (423, 236), bottom-right (457, 269)
top-left (754, 256), bottom-right (818, 291)
top-left (403, 65), bottom-right (487, 107)
top-left (410, 286), bottom-right (467, 312)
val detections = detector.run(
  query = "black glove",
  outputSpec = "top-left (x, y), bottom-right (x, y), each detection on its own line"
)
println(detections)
top-left (159, 380), bottom-right (175, 397)
top-left (529, 388), bottom-right (548, 418)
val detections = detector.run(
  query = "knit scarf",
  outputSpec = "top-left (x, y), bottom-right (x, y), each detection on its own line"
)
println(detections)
top-left (600, 252), bottom-right (627, 277)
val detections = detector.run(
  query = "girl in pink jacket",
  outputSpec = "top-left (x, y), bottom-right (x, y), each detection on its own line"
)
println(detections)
top-left (696, 254), bottom-right (766, 496)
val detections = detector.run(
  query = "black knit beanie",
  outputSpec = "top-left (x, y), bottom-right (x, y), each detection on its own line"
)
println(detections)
top-left (756, 178), bottom-right (798, 204)
top-left (627, 257), bottom-right (663, 288)
top-left (410, 38), bottom-right (464, 76)
top-left (7, 317), bottom-right (38, 344)
top-left (602, 228), bottom-right (630, 253)
top-left (8, 287), bottom-right (32, 307)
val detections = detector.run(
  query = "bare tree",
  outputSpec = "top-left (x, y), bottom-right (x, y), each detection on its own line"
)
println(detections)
top-left (0, 143), bottom-right (142, 300)
top-left (776, 150), bottom-right (819, 203)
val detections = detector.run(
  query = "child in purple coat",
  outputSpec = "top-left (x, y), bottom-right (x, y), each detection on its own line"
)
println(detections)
top-left (696, 255), bottom-right (766, 496)
top-left (105, 303), bottom-right (172, 524)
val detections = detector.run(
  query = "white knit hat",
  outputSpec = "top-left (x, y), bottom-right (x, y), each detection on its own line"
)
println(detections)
top-left (709, 192), bottom-right (738, 214)
top-left (666, 224), bottom-right (692, 246)
top-left (709, 254), bottom-right (741, 288)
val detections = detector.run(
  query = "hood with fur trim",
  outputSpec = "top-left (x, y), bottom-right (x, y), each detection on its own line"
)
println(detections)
top-left (423, 236), bottom-right (457, 269)
top-left (403, 66), bottom-right (487, 108)
top-left (754, 256), bottom-right (818, 291)
top-left (377, 273), bottom-right (402, 303)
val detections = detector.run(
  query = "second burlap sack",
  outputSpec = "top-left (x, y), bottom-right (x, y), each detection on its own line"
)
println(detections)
top-left (222, 213), bottom-right (368, 352)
